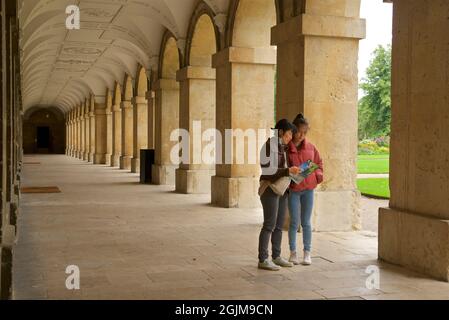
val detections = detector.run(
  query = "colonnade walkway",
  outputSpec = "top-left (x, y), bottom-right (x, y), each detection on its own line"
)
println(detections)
top-left (12, 155), bottom-right (449, 300)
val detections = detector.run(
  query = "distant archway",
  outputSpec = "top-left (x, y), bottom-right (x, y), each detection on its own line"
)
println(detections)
top-left (23, 107), bottom-right (66, 154)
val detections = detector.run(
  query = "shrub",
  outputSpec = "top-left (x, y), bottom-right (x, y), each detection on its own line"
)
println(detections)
top-left (358, 137), bottom-right (390, 155)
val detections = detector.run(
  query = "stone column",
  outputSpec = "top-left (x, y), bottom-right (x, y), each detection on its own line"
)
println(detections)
top-left (65, 117), bottom-right (69, 155)
top-left (88, 99), bottom-right (96, 162)
top-left (211, 47), bottom-right (275, 208)
top-left (120, 99), bottom-right (133, 170)
top-left (111, 101), bottom-right (122, 167)
top-left (152, 78), bottom-right (179, 185)
top-left (76, 106), bottom-right (81, 159)
top-left (131, 95), bottom-right (148, 173)
top-left (94, 97), bottom-right (107, 164)
top-left (105, 97), bottom-right (112, 166)
top-left (271, 2), bottom-right (365, 230)
top-left (379, 0), bottom-right (449, 282)
top-left (78, 103), bottom-right (87, 160)
top-left (175, 66), bottom-right (216, 194)
top-left (84, 104), bottom-right (90, 161)
top-left (66, 112), bottom-right (71, 156)
top-left (146, 90), bottom-right (155, 150)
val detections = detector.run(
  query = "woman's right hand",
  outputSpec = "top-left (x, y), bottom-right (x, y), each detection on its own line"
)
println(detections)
top-left (289, 166), bottom-right (300, 175)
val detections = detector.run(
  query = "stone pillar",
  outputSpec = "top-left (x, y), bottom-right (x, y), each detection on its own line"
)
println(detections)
top-left (152, 78), bottom-right (179, 185)
top-left (84, 104), bottom-right (90, 161)
top-left (146, 90), bottom-right (155, 150)
top-left (76, 106), bottom-right (81, 159)
top-left (120, 99), bottom-right (133, 170)
top-left (65, 117), bottom-right (69, 155)
top-left (66, 113), bottom-right (70, 156)
top-left (175, 66), bottom-right (216, 194)
top-left (105, 98), bottom-right (112, 166)
top-left (379, 0), bottom-right (449, 281)
top-left (131, 96), bottom-right (148, 173)
top-left (69, 111), bottom-right (74, 157)
top-left (88, 99), bottom-right (96, 162)
top-left (111, 101), bottom-right (122, 167)
top-left (94, 97), bottom-right (107, 164)
top-left (271, 2), bottom-right (365, 230)
top-left (78, 103), bottom-right (88, 160)
top-left (211, 47), bottom-right (275, 208)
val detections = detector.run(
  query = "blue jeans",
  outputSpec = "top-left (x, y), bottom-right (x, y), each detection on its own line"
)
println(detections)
top-left (288, 189), bottom-right (314, 252)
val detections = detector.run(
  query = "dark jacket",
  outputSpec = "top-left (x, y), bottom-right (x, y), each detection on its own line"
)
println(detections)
top-left (260, 137), bottom-right (290, 183)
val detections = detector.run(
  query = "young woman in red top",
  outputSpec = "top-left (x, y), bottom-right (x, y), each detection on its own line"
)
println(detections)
top-left (287, 114), bottom-right (323, 265)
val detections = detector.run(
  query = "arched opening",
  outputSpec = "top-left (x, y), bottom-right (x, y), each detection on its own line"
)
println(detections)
top-left (211, 0), bottom-right (278, 207)
top-left (120, 74), bottom-right (135, 170)
top-left (231, 0), bottom-right (277, 49)
top-left (111, 82), bottom-right (122, 167)
top-left (131, 66), bottom-right (149, 173)
top-left (23, 108), bottom-right (66, 154)
top-left (175, 11), bottom-right (219, 194)
top-left (189, 14), bottom-right (217, 67)
top-left (152, 33), bottom-right (181, 185)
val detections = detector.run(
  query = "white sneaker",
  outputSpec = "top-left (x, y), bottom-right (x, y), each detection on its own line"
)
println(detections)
top-left (302, 250), bottom-right (312, 265)
top-left (258, 259), bottom-right (281, 271)
top-left (273, 256), bottom-right (294, 268)
top-left (289, 251), bottom-right (300, 265)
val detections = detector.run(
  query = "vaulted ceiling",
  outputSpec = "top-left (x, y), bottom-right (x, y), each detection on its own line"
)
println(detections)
top-left (19, 0), bottom-right (230, 113)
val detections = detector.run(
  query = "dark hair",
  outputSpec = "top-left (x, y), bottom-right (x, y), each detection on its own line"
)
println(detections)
top-left (293, 113), bottom-right (309, 127)
top-left (274, 119), bottom-right (295, 135)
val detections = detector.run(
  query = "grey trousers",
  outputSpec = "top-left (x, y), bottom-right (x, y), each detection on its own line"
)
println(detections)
top-left (258, 187), bottom-right (288, 262)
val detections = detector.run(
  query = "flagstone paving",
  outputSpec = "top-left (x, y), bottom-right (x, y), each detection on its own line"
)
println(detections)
top-left (12, 155), bottom-right (449, 300)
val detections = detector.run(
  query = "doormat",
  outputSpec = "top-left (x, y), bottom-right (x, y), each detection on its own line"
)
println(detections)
top-left (20, 186), bottom-right (61, 194)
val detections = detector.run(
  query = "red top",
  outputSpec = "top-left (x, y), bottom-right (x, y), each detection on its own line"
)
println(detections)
top-left (288, 139), bottom-right (324, 192)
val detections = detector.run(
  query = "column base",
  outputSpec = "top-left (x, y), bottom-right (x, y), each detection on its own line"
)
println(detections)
top-left (211, 176), bottom-right (260, 208)
top-left (105, 154), bottom-right (112, 166)
top-left (379, 207), bottom-right (449, 282)
top-left (88, 153), bottom-right (94, 163)
top-left (175, 168), bottom-right (214, 194)
top-left (83, 152), bottom-right (89, 161)
top-left (78, 151), bottom-right (84, 160)
top-left (0, 246), bottom-right (13, 300)
top-left (111, 154), bottom-right (120, 167)
top-left (312, 190), bottom-right (361, 231)
top-left (94, 153), bottom-right (106, 165)
top-left (152, 164), bottom-right (177, 185)
top-left (120, 156), bottom-right (132, 170)
top-left (131, 158), bottom-right (140, 173)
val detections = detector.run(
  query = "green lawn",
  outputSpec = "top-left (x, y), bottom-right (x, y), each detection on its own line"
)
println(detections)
top-left (357, 154), bottom-right (390, 174)
top-left (357, 178), bottom-right (390, 199)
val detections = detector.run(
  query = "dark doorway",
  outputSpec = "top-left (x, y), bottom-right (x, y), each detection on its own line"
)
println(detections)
top-left (23, 108), bottom-right (65, 154)
top-left (37, 127), bottom-right (50, 149)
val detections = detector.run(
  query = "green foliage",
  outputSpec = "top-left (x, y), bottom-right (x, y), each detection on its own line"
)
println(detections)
top-left (359, 45), bottom-right (392, 140)
top-left (358, 138), bottom-right (390, 155)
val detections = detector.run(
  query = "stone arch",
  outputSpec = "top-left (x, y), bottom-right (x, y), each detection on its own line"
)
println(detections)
top-left (158, 31), bottom-right (181, 80)
top-left (226, 0), bottom-right (278, 48)
top-left (122, 74), bottom-right (134, 101)
top-left (185, 2), bottom-right (220, 67)
top-left (135, 66), bottom-right (149, 97)
top-left (113, 82), bottom-right (122, 106)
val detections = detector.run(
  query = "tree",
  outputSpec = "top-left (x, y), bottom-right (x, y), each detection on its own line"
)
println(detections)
top-left (358, 45), bottom-right (392, 140)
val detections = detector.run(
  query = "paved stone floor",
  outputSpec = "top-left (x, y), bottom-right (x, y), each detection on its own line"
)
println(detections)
top-left (12, 155), bottom-right (449, 300)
